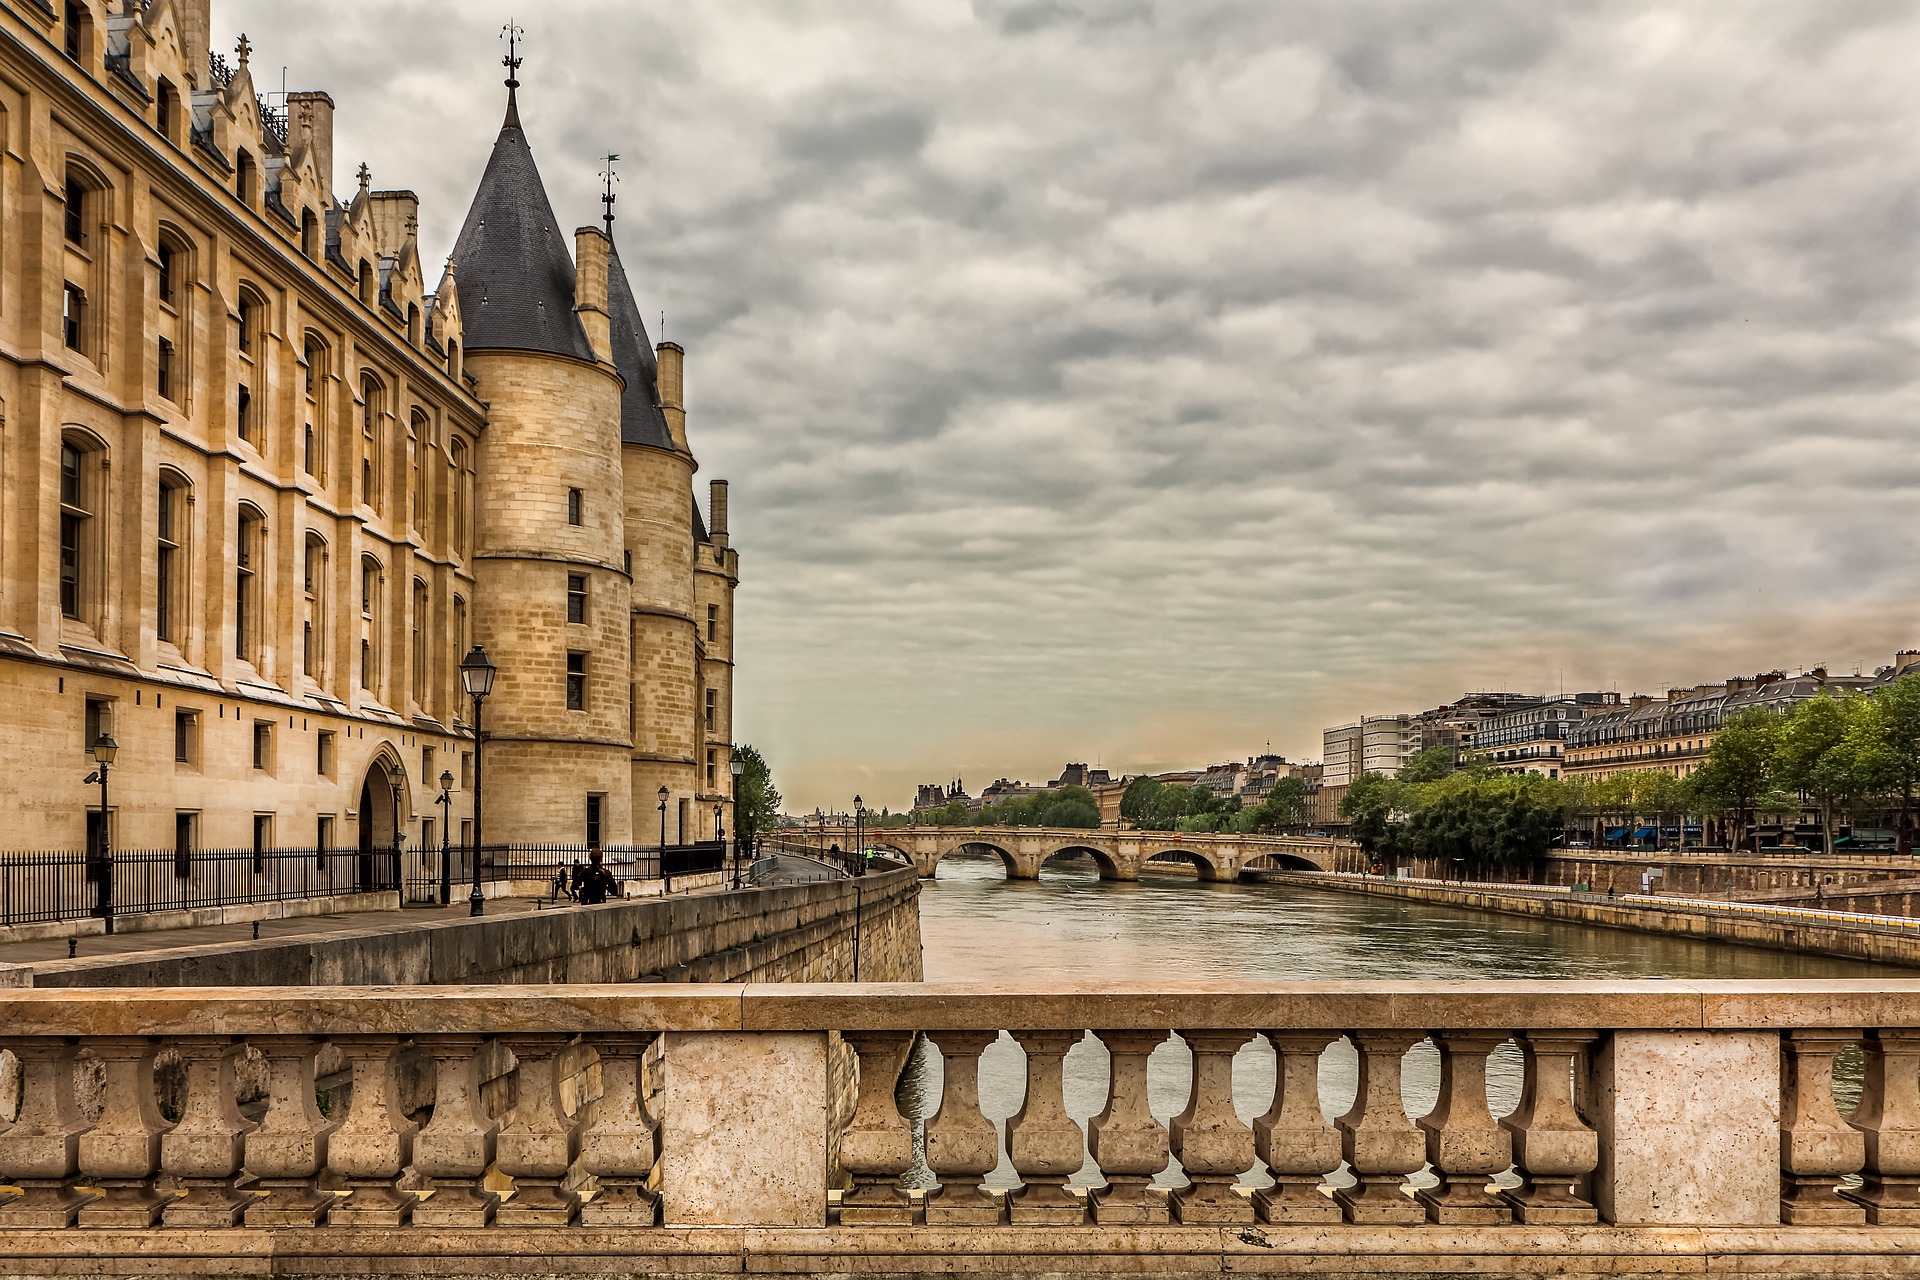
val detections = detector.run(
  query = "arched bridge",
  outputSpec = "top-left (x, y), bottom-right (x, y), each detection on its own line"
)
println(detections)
top-left (777, 826), bottom-right (1364, 882)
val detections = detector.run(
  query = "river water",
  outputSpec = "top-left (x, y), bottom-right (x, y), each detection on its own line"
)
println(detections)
top-left (895, 850), bottom-right (1893, 1191)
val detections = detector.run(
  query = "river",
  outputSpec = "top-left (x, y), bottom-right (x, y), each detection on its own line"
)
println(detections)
top-left (894, 849), bottom-right (1893, 1191)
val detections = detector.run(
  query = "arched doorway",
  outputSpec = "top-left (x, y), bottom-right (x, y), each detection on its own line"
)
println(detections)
top-left (357, 762), bottom-right (401, 891)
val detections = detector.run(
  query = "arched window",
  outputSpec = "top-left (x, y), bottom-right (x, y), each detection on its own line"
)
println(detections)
top-left (451, 594), bottom-right (468, 712)
top-left (237, 290), bottom-right (261, 356)
top-left (449, 437), bottom-right (470, 555)
top-left (411, 578), bottom-right (429, 706)
top-left (410, 409), bottom-right (431, 529)
top-left (360, 373), bottom-right (384, 510)
top-left (58, 431), bottom-right (105, 623)
top-left (156, 470), bottom-right (190, 645)
top-left (358, 554), bottom-right (383, 695)
top-left (303, 532), bottom-right (327, 684)
top-left (302, 334), bottom-right (329, 479)
top-left (235, 504), bottom-right (265, 663)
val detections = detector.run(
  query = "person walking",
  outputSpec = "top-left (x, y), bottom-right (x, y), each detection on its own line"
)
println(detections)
top-left (568, 857), bottom-right (587, 901)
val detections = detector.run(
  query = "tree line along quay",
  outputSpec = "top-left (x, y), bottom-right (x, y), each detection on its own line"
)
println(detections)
top-left (1338, 669), bottom-right (1920, 878)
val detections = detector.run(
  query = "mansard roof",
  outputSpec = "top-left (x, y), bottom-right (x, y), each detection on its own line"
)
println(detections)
top-left (608, 240), bottom-right (677, 451)
top-left (449, 92), bottom-right (595, 362)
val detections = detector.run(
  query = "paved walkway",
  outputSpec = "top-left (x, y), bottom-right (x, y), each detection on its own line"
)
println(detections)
top-left (0, 896), bottom-right (557, 966)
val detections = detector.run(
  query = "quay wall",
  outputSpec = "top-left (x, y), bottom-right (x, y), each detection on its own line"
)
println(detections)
top-left (1285, 872), bottom-right (1920, 968)
top-left (10, 866), bottom-right (923, 989)
top-left (1388, 848), bottom-right (1920, 902)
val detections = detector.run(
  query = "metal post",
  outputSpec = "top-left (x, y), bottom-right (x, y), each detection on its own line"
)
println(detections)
top-left (391, 782), bottom-right (405, 903)
top-left (469, 694), bottom-right (486, 917)
top-left (436, 776), bottom-right (454, 907)
top-left (97, 760), bottom-right (113, 934)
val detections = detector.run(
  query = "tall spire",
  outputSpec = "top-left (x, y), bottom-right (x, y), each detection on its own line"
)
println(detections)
top-left (600, 154), bottom-right (619, 237)
top-left (500, 20), bottom-right (524, 126)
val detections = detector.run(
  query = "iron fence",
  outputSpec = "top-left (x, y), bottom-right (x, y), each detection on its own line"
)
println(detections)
top-left (0, 839), bottom-right (735, 927)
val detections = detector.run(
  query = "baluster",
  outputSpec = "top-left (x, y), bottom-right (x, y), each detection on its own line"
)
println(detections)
top-left (0, 1039), bottom-right (95, 1226)
top-left (243, 1036), bottom-right (338, 1225)
top-left (837, 1031), bottom-right (915, 1224)
top-left (1333, 1031), bottom-right (1425, 1224)
top-left (495, 1034), bottom-right (581, 1225)
top-left (1253, 1031), bottom-right (1341, 1224)
top-left (160, 1037), bottom-right (253, 1227)
top-left (1087, 1030), bottom-right (1169, 1225)
top-left (1169, 1030), bottom-right (1255, 1223)
top-left (1415, 1032), bottom-right (1512, 1224)
top-left (578, 1032), bottom-right (659, 1226)
top-left (326, 1035), bottom-right (417, 1225)
top-left (1006, 1030), bottom-right (1086, 1224)
top-left (923, 1030), bottom-right (1003, 1226)
top-left (1843, 1028), bottom-right (1920, 1223)
top-left (410, 1034), bottom-right (500, 1226)
top-left (77, 1037), bottom-right (172, 1227)
top-left (1498, 1031), bottom-right (1599, 1224)
top-left (1780, 1030), bottom-right (1865, 1224)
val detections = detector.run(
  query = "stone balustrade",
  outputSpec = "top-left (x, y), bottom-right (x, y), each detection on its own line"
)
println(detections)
top-left (1, 981), bottom-right (1919, 1239)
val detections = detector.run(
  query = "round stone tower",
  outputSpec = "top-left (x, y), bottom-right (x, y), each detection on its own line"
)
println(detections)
top-left (450, 85), bottom-right (633, 845)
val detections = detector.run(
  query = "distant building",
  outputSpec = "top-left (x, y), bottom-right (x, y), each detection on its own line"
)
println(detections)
top-left (1049, 763), bottom-right (1111, 789)
top-left (1477, 693), bottom-right (1620, 778)
top-left (912, 780), bottom-right (971, 811)
top-left (1322, 714), bottom-right (1416, 787)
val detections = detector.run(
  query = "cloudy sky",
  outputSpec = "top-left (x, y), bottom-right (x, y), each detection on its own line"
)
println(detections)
top-left (223, 1), bottom-right (1919, 812)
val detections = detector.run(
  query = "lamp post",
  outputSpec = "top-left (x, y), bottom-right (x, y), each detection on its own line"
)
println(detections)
top-left (730, 754), bottom-right (746, 889)
top-left (435, 770), bottom-right (455, 907)
top-left (657, 784), bottom-right (670, 893)
top-left (390, 780), bottom-right (406, 900)
top-left (459, 644), bottom-right (497, 917)
top-left (85, 733), bottom-right (118, 934)
top-left (853, 794), bottom-right (864, 878)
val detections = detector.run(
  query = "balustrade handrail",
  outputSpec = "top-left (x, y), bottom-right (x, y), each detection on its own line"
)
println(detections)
top-left (3, 979), bottom-right (1919, 1034)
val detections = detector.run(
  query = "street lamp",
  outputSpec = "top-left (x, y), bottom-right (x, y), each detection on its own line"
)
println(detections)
top-left (436, 770), bottom-right (455, 907)
top-left (853, 794), bottom-right (864, 877)
top-left (730, 754), bottom-right (746, 888)
top-left (85, 733), bottom-right (118, 934)
top-left (459, 644), bottom-right (497, 917)
top-left (657, 784), bottom-right (671, 893)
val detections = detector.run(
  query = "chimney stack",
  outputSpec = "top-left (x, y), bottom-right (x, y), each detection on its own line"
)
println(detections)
top-left (286, 91), bottom-right (335, 196)
top-left (656, 341), bottom-right (689, 452)
top-left (573, 227), bottom-right (612, 362)
top-left (367, 190), bottom-right (419, 260)
top-left (179, 0), bottom-right (211, 90)
top-left (709, 479), bottom-right (729, 548)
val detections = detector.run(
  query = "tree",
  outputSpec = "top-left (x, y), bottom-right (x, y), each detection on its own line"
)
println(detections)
top-left (1398, 747), bottom-right (1455, 785)
top-left (1241, 776), bottom-right (1308, 833)
top-left (1868, 674), bottom-right (1920, 854)
top-left (1340, 772), bottom-right (1405, 856)
top-left (1119, 776), bottom-right (1163, 828)
top-left (732, 745), bottom-right (782, 848)
top-left (1774, 694), bottom-right (1879, 854)
top-left (1692, 707), bottom-right (1780, 850)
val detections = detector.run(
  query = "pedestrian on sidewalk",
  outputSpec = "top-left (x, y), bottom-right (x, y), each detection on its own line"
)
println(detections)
top-left (568, 857), bottom-right (588, 901)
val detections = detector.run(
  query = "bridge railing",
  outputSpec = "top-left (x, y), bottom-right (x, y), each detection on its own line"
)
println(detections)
top-left (0, 981), bottom-right (1912, 1232)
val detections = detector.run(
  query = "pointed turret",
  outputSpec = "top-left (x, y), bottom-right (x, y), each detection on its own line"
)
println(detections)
top-left (448, 90), bottom-right (595, 362)
top-left (608, 241), bottom-right (677, 451)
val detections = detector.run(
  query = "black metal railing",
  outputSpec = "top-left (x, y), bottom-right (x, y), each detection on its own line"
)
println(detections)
top-left (0, 845), bottom-right (398, 928)
top-left (0, 839), bottom-right (736, 928)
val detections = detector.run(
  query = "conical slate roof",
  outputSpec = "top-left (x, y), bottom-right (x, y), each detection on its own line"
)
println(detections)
top-left (608, 240), bottom-right (677, 451)
top-left (449, 92), bottom-right (596, 362)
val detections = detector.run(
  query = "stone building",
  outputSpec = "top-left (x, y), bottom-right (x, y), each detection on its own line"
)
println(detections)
top-left (0, 1), bottom-right (738, 862)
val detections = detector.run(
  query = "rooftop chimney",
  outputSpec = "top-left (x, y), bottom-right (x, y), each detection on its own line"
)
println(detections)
top-left (573, 226), bottom-right (611, 363)
top-left (656, 341), bottom-right (688, 452)
top-left (709, 479), bottom-right (729, 548)
top-left (286, 91), bottom-right (335, 196)
top-left (179, 0), bottom-right (211, 90)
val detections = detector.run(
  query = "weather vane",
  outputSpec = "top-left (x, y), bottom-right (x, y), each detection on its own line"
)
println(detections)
top-left (501, 21), bottom-right (524, 90)
top-left (600, 154), bottom-right (619, 235)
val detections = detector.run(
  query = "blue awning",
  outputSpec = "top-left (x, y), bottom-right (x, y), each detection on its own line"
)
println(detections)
top-left (1604, 828), bottom-right (1626, 840)
top-left (1633, 827), bottom-right (1655, 839)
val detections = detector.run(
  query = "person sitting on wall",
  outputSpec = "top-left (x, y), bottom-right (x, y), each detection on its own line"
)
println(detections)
top-left (578, 851), bottom-right (618, 905)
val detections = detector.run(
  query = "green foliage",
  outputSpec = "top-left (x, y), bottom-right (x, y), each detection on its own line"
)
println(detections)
top-left (1397, 746), bottom-right (1455, 784)
top-left (733, 745), bottom-right (781, 844)
top-left (973, 785), bottom-right (1103, 829)
top-left (1239, 776), bottom-right (1308, 833)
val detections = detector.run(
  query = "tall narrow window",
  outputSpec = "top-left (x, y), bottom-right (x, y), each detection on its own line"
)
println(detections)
top-left (237, 295), bottom-right (258, 355)
top-left (63, 2), bottom-right (88, 62)
top-left (157, 242), bottom-right (176, 304)
top-left (411, 579), bottom-right (428, 706)
top-left (235, 507), bottom-right (263, 662)
top-left (360, 375), bottom-right (382, 510)
top-left (303, 533), bottom-right (327, 683)
top-left (301, 209), bottom-right (319, 258)
top-left (302, 336), bottom-right (326, 479)
top-left (586, 795), bottom-right (603, 850)
top-left (451, 595), bottom-right (468, 711)
top-left (174, 812), bottom-right (195, 879)
top-left (705, 688), bottom-right (717, 733)
top-left (156, 338), bottom-right (174, 399)
top-left (566, 574), bottom-right (587, 624)
top-left (156, 474), bottom-right (184, 643)
top-left (235, 151), bottom-right (256, 205)
top-left (449, 439), bottom-right (469, 553)
top-left (707, 603), bottom-right (718, 642)
top-left (59, 440), bottom-right (92, 621)
top-left (566, 652), bottom-right (586, 711)
top-left (358, 261), bottom-right (374, 303)
top-left (155, 79), bottom-right (179, 143)
top-left (236, 384), bottom-right (252, 443)
top-left (63, 283), bottom-right (86, 350)
top-left (567, 488), bottom-right (582, 526)
top-left (63, 175), bottom-right (86, 245)
top-left (361, 558), bottom-right (377, 617)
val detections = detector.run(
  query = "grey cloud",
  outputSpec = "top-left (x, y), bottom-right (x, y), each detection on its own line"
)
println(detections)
top-left (220, 0), bottom-right (1920, 808)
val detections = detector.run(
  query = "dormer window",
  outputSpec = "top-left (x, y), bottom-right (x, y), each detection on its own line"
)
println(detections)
top-left (156, 80), bottom-right (180, 144)
top-left (358, 261), bottom-right (374, 303)
top-left (235, 152), bottom-right (256, 205)
top-left (63, 1), bottom-right (90, 63)
top-left (301, 210), bottom-right (319, 259)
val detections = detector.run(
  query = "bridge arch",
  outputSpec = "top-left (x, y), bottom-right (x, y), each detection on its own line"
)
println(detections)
top-left (1038, 843), bottom-right (1124, 881)
top-left (1141, 846), bottom-right (1233, 882)
top-left (1240, 851), bottom-right (1324, 874)
top-left (933, 840), bottom-right (1023, 880)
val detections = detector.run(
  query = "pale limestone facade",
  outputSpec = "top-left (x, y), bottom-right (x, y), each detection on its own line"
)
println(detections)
top-left (0, 0), bottom-right (739, 857)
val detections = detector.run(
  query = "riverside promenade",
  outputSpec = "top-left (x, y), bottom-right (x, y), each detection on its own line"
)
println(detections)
top-left (1277, 870), bottom-right (1920, 968)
